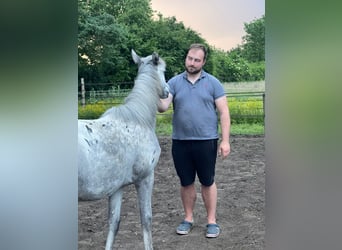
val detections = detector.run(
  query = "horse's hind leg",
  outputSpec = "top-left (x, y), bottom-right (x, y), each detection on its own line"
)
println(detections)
top-left (135, 172), bottom-right (154, 250)
top-left (105, 189), bottom-right (123, 250)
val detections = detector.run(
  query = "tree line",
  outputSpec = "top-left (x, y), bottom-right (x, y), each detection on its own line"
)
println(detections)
top-left (78, 0), bottom-right (265, 89)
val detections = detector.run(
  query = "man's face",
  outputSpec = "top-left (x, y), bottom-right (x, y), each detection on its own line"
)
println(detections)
top-left (185, 48), bottom-right (206, 75)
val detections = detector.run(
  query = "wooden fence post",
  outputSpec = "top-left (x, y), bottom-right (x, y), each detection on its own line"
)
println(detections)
top-left (81, 78), bottom-right (85, 107)
top-left (262, 93), bottom-right (265, 126)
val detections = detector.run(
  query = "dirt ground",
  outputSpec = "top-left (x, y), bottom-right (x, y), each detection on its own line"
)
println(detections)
top-left (78, 135), bottom-right (265, 250)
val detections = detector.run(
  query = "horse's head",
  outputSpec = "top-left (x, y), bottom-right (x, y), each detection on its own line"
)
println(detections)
top-left (131, 49), bottom-right (169, 99)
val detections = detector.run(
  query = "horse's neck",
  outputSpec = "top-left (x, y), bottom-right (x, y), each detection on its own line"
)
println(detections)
top-left (122, 73), bottom-right (159, 128)
top-left (128, 82), bottom-right (157, 108)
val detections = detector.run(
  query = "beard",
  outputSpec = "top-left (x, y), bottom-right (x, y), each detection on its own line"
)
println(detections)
top-left (186, 65), bottom-right (201, 75)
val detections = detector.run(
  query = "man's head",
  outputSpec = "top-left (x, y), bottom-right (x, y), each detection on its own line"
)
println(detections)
top-left (185, 43), bottom-right (207, 75)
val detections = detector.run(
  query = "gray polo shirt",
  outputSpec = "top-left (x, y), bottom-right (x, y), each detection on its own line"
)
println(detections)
top-left (168, 70), bottom-right (225, 140)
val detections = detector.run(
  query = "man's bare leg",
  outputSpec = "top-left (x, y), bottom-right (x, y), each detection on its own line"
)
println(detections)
top-left (181, 183), bottom-right (196, 222)
top-left (201, 182), bottom-right (217, 224)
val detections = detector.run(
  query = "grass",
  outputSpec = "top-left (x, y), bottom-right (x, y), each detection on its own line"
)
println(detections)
top-left (156, 114), bottom-right (264, 136)
top-left (156, 122), bottom-right (264, 136)
top-left (230, 123), bottom-right (264, 135)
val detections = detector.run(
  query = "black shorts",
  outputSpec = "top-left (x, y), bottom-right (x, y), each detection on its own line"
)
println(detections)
top-left (172, 139), bottom-right (218, 187)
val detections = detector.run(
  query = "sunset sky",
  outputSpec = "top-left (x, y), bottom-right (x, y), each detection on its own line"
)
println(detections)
top-left (150, 0), bottom-right (265, 51)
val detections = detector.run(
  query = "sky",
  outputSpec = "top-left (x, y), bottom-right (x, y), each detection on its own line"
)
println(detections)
top-left (150, 0), bottom-right (265, 51)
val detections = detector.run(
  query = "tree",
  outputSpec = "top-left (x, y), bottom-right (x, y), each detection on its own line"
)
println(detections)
top-left (143, 15), bottom-right (209, 79)
top-left (78, 0), bottom-right (131, 84)
top-left (241, 15), bottom-right (265, 62)
top-left (78, 0), bottom-right (154, 85)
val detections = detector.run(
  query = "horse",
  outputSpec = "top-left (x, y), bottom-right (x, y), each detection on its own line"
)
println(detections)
top-left (78, 49), bottom-right (169, 250)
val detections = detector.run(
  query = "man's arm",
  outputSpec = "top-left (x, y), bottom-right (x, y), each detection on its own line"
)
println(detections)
top-left (215, 95), bottom-right (231, 158)
top-left (158, 93), bottom-right (173, 113)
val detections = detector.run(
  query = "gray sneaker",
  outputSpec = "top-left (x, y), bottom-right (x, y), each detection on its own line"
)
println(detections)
top-left (206, 223), bottom-right (220, 238)
top-left (176, 220), bottom-right (193, 235)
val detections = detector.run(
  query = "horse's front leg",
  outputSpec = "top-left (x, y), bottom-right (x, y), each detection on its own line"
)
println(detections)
top-left (105, 189), bottom-right (123, 250)
top-left (135, 172), bottom-right (154, 250)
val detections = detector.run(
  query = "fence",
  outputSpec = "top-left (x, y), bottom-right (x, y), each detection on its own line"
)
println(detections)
top-left (78, 79), bottom-right (265, 124)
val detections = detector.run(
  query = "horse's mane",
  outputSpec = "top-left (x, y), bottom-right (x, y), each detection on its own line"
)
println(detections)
top-left (101, 62), bottom-right (162, 129)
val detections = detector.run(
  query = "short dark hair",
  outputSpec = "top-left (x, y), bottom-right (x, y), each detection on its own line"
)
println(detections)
top-left (188, 43), bottom-right (208, 61)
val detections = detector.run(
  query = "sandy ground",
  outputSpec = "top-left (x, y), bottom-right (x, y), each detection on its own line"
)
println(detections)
top-left (78, 135), bottom-right (265, 249)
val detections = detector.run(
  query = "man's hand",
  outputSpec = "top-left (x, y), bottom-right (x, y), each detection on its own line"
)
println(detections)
top-left (218, 141), bottom-right (230, 159)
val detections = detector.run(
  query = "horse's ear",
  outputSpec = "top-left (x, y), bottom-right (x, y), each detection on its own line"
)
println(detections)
top-left (131, 49), bottom-right (141, 65)
top-left (152, 52), bottom-right (159, 65)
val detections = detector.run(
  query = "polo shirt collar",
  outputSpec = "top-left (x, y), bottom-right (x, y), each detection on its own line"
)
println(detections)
top-left (182, 70), bottom-right (207, 80)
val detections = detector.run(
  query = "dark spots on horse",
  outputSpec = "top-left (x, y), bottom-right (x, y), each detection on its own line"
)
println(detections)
top-left (151, 158), bottom-right (155, 164)
top-left (85, 125), bottom-right (93, 133)
top-left (84, 138), bottom-right (90, 146)
top-left (102, 124), bottom-right (106, 127)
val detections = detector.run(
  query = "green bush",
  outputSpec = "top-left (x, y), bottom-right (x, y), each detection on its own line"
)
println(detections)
top-left (246, 61), bottom-right (265, 81)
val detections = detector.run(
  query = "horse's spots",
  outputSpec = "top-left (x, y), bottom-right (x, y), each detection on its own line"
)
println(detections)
top-left (84, 138), bottom-right (90, 146)
top-left (102, 124), bottom-right (106, 127)
top-left (85, 125), bottom-right (93, 133)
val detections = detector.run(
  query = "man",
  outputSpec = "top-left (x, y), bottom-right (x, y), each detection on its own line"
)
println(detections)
top-left (158, 43), bottom-right (231, 238)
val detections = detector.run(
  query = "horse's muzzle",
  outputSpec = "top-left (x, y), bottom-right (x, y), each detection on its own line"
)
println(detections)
top-left (161, 85), bottom-right (169, 99)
